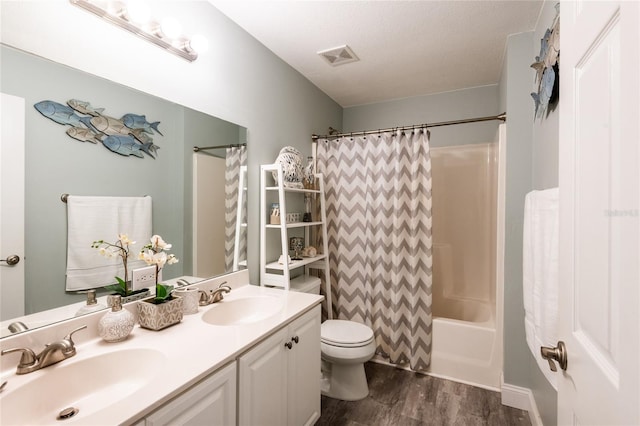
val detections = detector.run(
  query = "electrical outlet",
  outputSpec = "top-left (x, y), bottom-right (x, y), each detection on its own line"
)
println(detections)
top-left (132, 266), bottom-right (156, 291)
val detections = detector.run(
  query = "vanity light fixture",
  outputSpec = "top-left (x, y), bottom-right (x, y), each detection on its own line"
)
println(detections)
top-left (70, 0), bottom-right (206, 62)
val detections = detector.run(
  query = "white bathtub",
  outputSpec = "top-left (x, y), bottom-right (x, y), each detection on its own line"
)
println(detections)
top-left (429, 298), bottom-right (501, 390)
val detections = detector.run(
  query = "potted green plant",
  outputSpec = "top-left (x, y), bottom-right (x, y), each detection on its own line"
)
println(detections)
top-left (136, 235), bottom-right (182, 330)
top-left (92, 233), bottom-right (150, 305)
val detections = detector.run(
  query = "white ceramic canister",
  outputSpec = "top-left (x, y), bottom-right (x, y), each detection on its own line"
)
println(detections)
top-left (173, 287), bottom-right (200, 315)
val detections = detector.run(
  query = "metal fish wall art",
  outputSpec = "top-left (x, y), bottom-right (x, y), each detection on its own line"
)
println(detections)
top-left (67, 99), bottom-right (104, 116)
top-left (34, 101), bottom-right (94, 128)
top-left (530, 3), bottom-right (560, 119)
top-left (33, 98), bottom-right (162, 159)
top-left (66, 126), bottom-right (101, 144)
top-left (121, 113), bottom-right (163, 136)
top-left (102, 135), bottom-right (155, 158)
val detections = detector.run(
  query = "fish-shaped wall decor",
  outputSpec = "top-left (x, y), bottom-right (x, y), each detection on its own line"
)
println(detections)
top-left (34, 100), bottom-right (94, 128)
top-left (530, 2), bottom-right (560, 119)
top-left (121, 113), bottom-right (163, 136)
top-left (34, 98), bottom-right (162, 159)
top-left (90, 115), bottom-right (144, 138)
top-left (67, 99), bottom-right (105, 116)
top-left (66, 127), bottom-right (102, 144)
top-left (102, 135), bottom-right (155, 158)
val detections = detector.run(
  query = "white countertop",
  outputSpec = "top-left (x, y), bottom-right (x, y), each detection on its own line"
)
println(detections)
top-left (0, 276), bottom-right (204, 338)
top-left (0, 273), bottom-right (323, 425)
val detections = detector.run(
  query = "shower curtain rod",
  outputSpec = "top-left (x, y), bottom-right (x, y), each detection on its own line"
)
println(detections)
top-left (193, 143), bottom-right (246, 152)
top-left (311, 112), bottom-right (506, 141)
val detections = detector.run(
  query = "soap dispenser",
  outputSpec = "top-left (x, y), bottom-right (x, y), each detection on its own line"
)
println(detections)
top-left (75, 289), bottom-right (107, 316)
top-left (98, 295), bottom-right (135, 343)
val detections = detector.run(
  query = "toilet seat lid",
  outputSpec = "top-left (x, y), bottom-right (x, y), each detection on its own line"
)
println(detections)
top-left (321, 320), bottom-right (374, 347)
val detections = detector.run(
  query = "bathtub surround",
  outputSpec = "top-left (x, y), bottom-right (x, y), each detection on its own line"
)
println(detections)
top-left (429, 141), bottom-right (502, 389)
top-left (317, 129), bottom-right (433, 371)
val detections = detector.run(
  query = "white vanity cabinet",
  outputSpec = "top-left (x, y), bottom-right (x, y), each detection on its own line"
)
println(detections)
top-left (238, 305), bottom-right (321, 426)
top-left (144, 361), bottom-right (236, 426)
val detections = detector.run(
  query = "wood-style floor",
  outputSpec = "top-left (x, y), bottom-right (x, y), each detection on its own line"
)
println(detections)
top-left (316, 362), bottom-right (532, 426)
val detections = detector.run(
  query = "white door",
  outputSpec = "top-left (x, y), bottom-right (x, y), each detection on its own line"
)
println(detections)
top-left (0, 93), bottom-right (26, 321)
top-left (558, 1), bottom-right (639, 424)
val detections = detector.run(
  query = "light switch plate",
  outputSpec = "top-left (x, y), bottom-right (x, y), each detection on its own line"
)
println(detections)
top-left (132, 265), bottom-right (156, 291)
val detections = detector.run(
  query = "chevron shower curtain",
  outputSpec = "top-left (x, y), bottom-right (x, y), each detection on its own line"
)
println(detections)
top-left (224, 145), bottom-right (247, 271)
top-left (317, 129), bottom-right (433, 370)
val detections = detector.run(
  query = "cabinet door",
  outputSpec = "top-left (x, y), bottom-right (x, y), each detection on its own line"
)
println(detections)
top-left (238, 328), bottom-right (289, 426)
top-left (288, 306), bottom-right (321, 426)
top-left (145, 362), bottom-right (236, 426)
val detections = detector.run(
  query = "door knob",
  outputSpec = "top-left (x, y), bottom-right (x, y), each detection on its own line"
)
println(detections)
top-left (540, 341), bottom-right (567, 372)
top-left (0, 255), bottom-right (20, 266)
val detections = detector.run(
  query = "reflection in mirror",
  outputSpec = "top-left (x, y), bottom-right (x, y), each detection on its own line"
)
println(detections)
top-left (193, 144), bottom-right (247, 278)
top-left (0, 44), bottom-right (248, 337)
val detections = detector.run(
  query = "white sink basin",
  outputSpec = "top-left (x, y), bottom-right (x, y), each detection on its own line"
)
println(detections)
top-left (202, 296), bottom-right (284, 326)
top-left (0, 348), bottom-right (165, 425)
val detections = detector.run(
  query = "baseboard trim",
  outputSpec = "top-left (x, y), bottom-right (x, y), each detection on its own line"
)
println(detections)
top-left (501, 381), bottom-right (543, 426)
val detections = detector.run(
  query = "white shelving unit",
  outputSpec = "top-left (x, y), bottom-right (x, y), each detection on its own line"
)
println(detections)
top-left (260, 164), bottom-right (332, 317)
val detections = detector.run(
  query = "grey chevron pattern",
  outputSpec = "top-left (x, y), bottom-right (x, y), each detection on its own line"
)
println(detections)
top-left (317, 130), bottom-right (433, 371)
top-left (224, 145), bottom-right (247, 271)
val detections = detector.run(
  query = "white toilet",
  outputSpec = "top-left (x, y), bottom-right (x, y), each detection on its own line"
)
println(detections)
top-left (298, 281), bottom-right (376, 401)
top-left (320, 319), bottom-right (376, 401)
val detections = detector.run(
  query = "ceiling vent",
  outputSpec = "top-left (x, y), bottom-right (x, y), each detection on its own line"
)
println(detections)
top-left (317, 45), bottom-right (359, 66)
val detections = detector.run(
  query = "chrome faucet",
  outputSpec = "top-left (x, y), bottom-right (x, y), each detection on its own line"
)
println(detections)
top-left (199, 282), bottom-right (231, 306)
top-left (0, 325), bottom-right (86, 375)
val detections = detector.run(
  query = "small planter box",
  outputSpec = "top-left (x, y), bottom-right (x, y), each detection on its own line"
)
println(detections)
top-left (137, 295), bottom-right (183, 330)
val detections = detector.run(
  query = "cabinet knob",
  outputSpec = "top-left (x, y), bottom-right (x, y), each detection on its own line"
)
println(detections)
top-left (291, 336), bottom-right (299, 344)
top-left (284, 341), bottom-right (293, 350)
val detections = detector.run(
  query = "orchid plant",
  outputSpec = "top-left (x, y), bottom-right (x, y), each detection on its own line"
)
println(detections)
top-left (91, 233), bottom-right (136, 296)
top-left (139, 235), bottom-right (179, 303)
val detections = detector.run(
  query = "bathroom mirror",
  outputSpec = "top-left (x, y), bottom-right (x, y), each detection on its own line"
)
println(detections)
top-left (0, 44), bottom-right (248, 337)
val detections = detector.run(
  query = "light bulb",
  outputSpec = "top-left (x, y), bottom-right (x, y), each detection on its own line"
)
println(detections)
top-left (160, 17), bottom-right (182, 39)
top-left (126, 0), bottom-right (150, 24)
top-left (108, 1), bottom-right (127, 18)
top-left (189, 34), bottom-right (209, 54)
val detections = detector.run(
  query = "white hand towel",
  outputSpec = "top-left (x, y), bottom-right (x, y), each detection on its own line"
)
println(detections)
top-left (65, 196), bottom-right (152, 291)
top-left (523, 187), bottom-right (559, 389)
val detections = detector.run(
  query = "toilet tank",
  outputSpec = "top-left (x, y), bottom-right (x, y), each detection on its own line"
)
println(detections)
top-left (291, 277), bottom-right (321, 295)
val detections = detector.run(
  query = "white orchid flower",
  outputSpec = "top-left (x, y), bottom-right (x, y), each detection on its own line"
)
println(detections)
top-left (136, 235), bottom-right (179, 274)
top-left (118, 233), bottom-right (136, 246)
top-left (152, 251), bottom-right (168, 268)
top-left (150, 234), bottom-right (172, 251)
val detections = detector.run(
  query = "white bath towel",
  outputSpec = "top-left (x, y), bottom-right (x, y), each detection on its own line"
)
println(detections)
top-left (65, 195), bottom-right (152, 291)
top-left (523, 187), bottom-right (559, 389)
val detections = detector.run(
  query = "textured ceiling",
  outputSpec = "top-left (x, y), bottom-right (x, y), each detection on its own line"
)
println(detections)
top-left (209, 1), bottom-right (543, 107)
